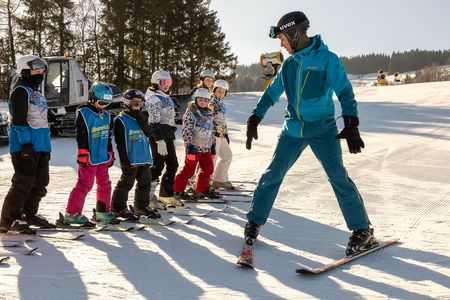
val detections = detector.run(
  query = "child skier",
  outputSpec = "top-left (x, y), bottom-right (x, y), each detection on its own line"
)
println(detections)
top-left (0, 55), bottom-right (53, 234)
top-left (111, 89), bottom-right (160, 219)
top-left (186, 69), bottom-right (216, 187)
top-left (189, 69), bottom-right (215, 98)
top-left (63, 82), bottom-right (118, 225)
top-left (209, 79), bottom-right (234, 190)
top-left (174, 88), bottom-right (217, 201)
top-left (145, 70), bottom-right (182, 208)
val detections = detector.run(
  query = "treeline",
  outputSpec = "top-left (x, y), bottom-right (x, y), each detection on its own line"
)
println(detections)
top-left (341, 50), bottom-right (450, 75)
top-left (0, 0), bottom-right (237, 93)
top-left (232, 49), bottom-right (450, 92)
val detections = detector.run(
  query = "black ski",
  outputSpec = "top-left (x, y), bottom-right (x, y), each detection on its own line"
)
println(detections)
top-left (296, 237), bottom-right (400, 275)
top-left (215, 188), bottom-right (254, 193)
top-left (24, 247), bottom-right (38, 255)
top-left (186, 198), bottom-right (227, 204)
top-left (100, 223), bottom-right (146, 232)
top-left (162, 205), bottom-right (229, 217)
top-left (0, 256), bottom-right (11, 264)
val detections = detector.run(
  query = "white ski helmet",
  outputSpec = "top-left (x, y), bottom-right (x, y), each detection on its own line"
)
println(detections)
top-left (213, 79), bottom-right (229, 91)
top-left (200, 69), bottom-right (215, 80)
top-left (17, 55), bottom-right (48, 75)
top-left (194, 88), bottom-right (211, 99)
top-left (151, 70), bottom-right (171, 84)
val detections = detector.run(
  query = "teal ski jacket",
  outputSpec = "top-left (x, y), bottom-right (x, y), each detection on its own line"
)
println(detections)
top-left (253, 35), bottom-right (358, 138)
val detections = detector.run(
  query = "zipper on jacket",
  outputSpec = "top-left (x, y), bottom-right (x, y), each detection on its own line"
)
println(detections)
top-left (296, 57), bottom-right (310, 138)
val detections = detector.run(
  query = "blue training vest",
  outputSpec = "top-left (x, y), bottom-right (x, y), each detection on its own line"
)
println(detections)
top-left (115, 112), bottom-right (152, 166)
top-left (78, 107), bottom-right (110, 165)
top-left (8, 85), bottom-right (51, 153)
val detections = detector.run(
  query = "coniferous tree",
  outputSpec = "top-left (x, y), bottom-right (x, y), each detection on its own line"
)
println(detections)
top-left (50, 0), bottom-right (75, 56)
top-left (16, 0), bottom-right (54, 56)
top-left (183, 0), bottom-right (237, 89)
top-left (99, 0), bottom-right (128, 86)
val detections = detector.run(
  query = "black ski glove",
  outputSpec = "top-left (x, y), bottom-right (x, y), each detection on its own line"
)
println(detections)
top-left (21, 143), bottom-right (35, 162)
top-left (335, 116), bottom-right (365, 154)
top-left (246, 114), bottom-right (261, 150)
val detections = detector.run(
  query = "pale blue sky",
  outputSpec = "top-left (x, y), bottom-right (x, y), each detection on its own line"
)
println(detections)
top-left (209, 0), bottom-right (450, 65)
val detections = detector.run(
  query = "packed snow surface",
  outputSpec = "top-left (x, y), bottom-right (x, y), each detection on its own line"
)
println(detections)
top-left (1, 81), bottom-right (450, 299)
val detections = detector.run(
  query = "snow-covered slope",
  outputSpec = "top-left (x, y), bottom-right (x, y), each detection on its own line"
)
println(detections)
top-left (1, 81), bottom-right (450, 299)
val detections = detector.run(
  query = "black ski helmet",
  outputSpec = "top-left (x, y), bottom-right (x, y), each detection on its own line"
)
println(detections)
top-left (269, 11), bottom-right (310, 51)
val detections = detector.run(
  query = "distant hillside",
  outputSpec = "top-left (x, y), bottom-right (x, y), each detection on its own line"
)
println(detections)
top-left (341, 49), bottom-right (450, 75)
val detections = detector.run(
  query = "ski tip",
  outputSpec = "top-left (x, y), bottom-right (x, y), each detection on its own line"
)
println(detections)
top-left (0, 256), bottom-right (11, 264)
top-left (236, 261), bottom-right (254, 269)
top-left (295, 268), bottom-right (316, 275)
top-left (25, 247), bottom-right (38, 256)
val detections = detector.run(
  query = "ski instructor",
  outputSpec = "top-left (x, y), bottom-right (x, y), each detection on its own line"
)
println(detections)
top-left (243, 11), bottom-right (376, 256)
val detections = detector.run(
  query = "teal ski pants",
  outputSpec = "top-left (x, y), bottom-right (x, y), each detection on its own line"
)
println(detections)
top-left (247, 119), bottom-right (370, 230)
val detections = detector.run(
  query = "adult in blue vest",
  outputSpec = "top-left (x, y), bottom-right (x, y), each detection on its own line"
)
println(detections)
top-left (112, 89), bottom-right (160, 220)
top-left (0, 55), bottom-right (52, 234)
top-left (244, 11), bottom-right (376, 256)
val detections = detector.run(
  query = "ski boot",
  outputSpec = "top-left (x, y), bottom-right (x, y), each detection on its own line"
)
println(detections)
top-left (211, 180), bottom-right (235, 190)
top-left (8, 219), bottom-right (36, 234)
top-left (23, 214), bottom-right (56, 228)
top-left (132, 206), bottom-right (161, 219)
top-left (63, 213), bottom-right (91, 225)
top-left (195, 189), bottom-right (221, 200)
top-left (159, 196), bottom-right (184, 207)
top-left (114, 208), bottom-right (139, 222)
top-left (148, 195), bottom-right (167, 210)
top-left (175, 191), bottom-right (195, 203)
top-left (244, 220), bottom-right (261, 246)
top-left (92, 210), bottom-right (120, 225)
top-left (346, 228), bottom-right (377, 256)
top-left (149, 179), bottom-right (159, 199)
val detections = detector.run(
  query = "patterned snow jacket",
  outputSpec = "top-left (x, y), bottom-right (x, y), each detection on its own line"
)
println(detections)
top-left (144, 89), bottom-right (177, 141)
top-left (182, 102), bottom-right (215, 153)
top-left (209, 97), bottom-right (228, 137)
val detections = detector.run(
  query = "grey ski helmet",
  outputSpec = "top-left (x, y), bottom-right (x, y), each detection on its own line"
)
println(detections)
top-left (269, 11), bottom-right (309, 51)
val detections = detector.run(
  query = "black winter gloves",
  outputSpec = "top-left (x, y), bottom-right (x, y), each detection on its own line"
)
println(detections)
top-left (246, 114), bottom-right (261, 150)
top-left (335, 116), bottom-right (365, 154)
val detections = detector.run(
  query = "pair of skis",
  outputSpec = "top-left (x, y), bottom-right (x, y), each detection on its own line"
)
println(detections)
top-left (237, 237), bottom-right (400, 274)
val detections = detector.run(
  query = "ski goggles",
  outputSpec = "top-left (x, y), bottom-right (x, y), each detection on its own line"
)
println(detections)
top-left (130, 98), bottom-right (144, 106)
top-left (269, 26), bottom-right (279, 39)
top-left (96, 94), bottom-right (113, 106)
top-left (159, 78), bottom-right (173, 87)
top-left (196, 97), bottom-right (210, 103)
top-left (27, 58), bottom-right (48, 73)
top-left (97, 100), bottom-right (111, 106)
